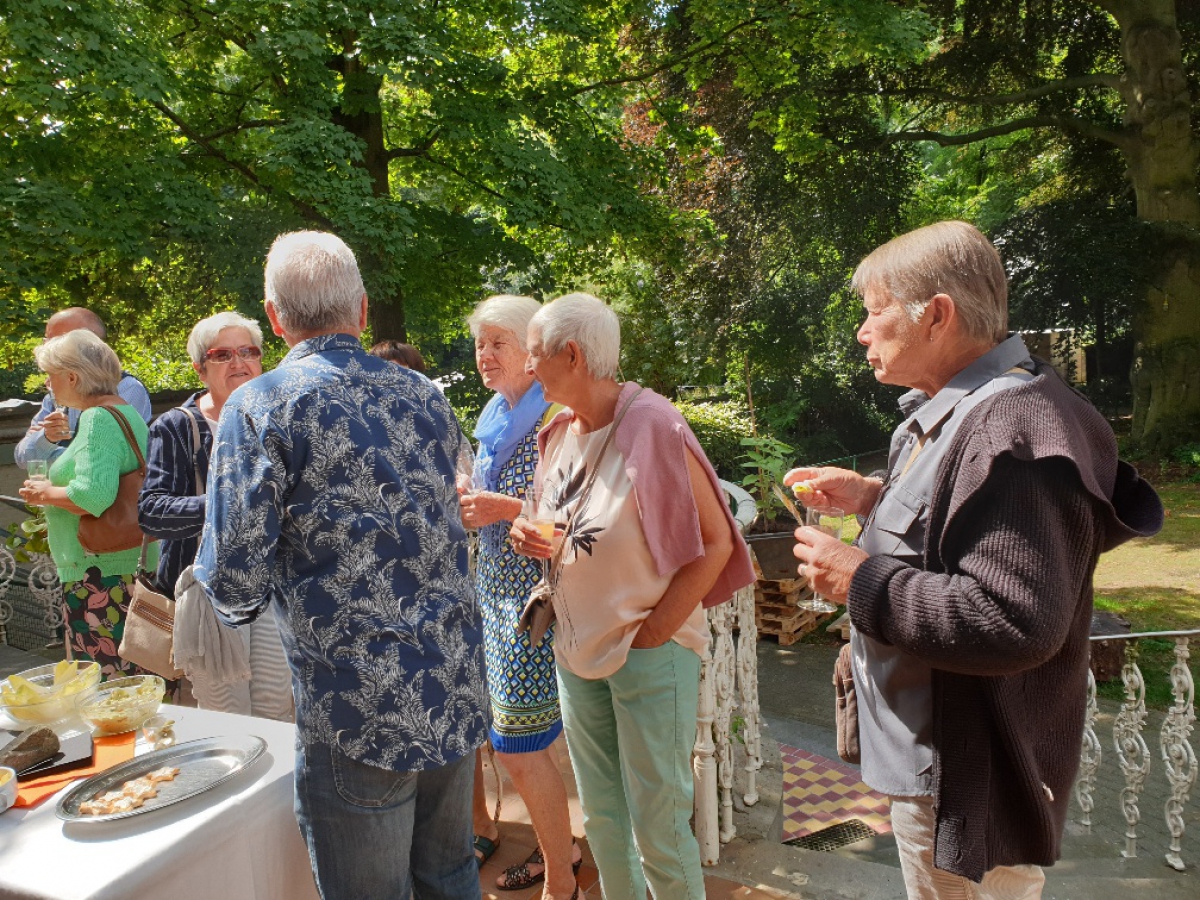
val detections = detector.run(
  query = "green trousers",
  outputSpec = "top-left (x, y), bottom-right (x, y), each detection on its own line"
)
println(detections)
top-left (557, 640), bottom-right (705, 900)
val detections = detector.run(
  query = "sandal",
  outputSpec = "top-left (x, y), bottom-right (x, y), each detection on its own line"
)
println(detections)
top-left (474, 834), bottom-right (500, 869)
top-left (496, 842), bottom-right (583, 891)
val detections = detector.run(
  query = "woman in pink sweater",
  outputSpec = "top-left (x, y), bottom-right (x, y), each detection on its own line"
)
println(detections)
top-left (511, 293), bottom-right (753, 900)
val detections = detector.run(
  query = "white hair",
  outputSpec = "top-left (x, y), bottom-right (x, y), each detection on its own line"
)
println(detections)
top-left (467, 295), bottom-right (542, 349)
top-left (187, 311), bottom-right (264, 366)
top-left (264, 231), bottom-right (365, 334)
top-left (530, 292), bottom-right (621, 380)
top-left (33, 329), bottom-right (122, 397)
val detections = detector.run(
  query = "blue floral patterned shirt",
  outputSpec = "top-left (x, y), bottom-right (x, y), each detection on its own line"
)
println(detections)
top-left (194, 333), bottom-right (488, 772)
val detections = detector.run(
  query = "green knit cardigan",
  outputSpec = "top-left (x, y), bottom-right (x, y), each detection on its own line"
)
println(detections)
top-left (44, 405), bottom-right (159, 583)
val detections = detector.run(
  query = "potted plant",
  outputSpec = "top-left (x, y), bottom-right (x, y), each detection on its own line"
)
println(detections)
top-left (738, 434), bottom-right (802, 580)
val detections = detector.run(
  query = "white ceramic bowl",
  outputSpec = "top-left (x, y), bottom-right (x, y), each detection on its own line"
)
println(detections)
top-left (0, 766), bottom-right (17, 814)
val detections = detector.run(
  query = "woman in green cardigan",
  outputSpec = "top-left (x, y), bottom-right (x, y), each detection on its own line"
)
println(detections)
top-left (19, 329), bottom-right (159, 681)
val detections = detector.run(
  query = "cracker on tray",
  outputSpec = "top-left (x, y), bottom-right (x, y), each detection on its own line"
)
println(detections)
top-left (79, 766), bottom-right (181, 815)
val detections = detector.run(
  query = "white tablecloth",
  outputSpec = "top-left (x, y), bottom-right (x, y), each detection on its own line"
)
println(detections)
top-left (0, 707), bottom-right (319, 900)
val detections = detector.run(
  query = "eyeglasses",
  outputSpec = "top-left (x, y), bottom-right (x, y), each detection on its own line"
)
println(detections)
top-left (204, 345), bottom-right (263, 364)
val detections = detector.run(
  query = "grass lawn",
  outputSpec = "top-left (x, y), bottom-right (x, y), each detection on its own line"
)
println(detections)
top-left (1094, 479), bottom-right (1200, 708)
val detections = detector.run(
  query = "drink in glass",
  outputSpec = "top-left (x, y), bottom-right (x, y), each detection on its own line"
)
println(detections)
top-left (797, 506), bottom-right (844, 614)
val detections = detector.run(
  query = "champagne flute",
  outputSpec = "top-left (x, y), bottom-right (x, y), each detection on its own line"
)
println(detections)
top-left (797, 506), bottom-right (844, 614)
top-left (25, 460), bottom-right (48, 508)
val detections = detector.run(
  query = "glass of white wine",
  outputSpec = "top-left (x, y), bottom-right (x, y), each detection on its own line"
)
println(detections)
top-left (797, 506), bottom-right (844, 614)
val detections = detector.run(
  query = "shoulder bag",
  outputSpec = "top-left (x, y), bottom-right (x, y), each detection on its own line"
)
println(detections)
top-left (518, 388), bottom-right (643, 646)
top-left (833, 640), bottom-right (860, 764)
top-left (77, 406), bottom-right (147, 555)
top-left (119, 407), bottom-right (203, 680)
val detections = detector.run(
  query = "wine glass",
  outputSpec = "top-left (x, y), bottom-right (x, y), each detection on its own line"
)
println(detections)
top-left (796, 506), bottom-right (844, 614)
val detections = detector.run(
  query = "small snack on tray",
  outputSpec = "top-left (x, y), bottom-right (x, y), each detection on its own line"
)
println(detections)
top-left (78, 766), bottom-right (180, 816)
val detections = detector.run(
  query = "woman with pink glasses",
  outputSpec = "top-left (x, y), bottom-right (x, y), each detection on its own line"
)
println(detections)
top-left (138, 311), bottom-right (293, 719)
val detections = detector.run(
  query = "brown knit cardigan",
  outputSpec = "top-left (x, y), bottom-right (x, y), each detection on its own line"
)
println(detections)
top-left (847, 361), bottom-right (1163, 882)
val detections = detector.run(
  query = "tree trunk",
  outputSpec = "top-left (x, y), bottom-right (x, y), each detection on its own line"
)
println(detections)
top-left (1113, 1), bottom-right (1200, 449)
top-left (331, 33), bottom-right (406, 341)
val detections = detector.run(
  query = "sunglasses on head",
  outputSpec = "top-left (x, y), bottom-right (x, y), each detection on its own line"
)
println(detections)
top-left (204, 345), bottom-right (263, 364)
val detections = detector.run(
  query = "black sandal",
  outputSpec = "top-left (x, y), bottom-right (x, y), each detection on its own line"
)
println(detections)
top-left (496, 843), bottom-right (583, 891)
top-left (473, 834), bottom-right (500, 869)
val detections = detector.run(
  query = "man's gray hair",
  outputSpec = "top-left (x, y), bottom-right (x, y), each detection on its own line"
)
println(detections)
top-left (851, 221), bottom-right (1009, 343)
top-left (264, 231), bottom-right (366, 334)
top-left (34, 329), bottom-right (122, 397)
top-left (530, 292), bottom-right (621, 380)
top-left (467, 295), bottom-right (542, 349)
top-left (187, 311), bottom-right (265, 366)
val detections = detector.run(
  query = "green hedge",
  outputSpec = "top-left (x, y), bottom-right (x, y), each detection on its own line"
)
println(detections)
top-left (675, 399), bottom-right (756, 481)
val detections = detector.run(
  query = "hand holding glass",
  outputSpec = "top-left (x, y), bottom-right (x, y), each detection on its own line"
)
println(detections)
top-left (797, 506), bottom-right (843, 614)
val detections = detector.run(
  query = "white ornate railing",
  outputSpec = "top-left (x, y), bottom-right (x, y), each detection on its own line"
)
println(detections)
top-left (1077, 630), bottom-right (1198, 871)
top-left (0, 542), bottom-right (61, 647)
top-left (695, 482), bottom-right (762, 865)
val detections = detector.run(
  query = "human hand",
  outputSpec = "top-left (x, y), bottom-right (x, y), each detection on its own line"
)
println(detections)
top-left (784, 466), bottom-right (882, 517)
top-left (18, 479), bottom-right (48, 506)
top-left (792, 526), bottom-right (869, 603)
top-left (630, 622), bottom-right (669, 649)
top-left (509, 517), bottom-right (554, 559)
top-left (39, 410), bottom-right (70, 443)
top-left (460, 491), bottom-right (520, 529)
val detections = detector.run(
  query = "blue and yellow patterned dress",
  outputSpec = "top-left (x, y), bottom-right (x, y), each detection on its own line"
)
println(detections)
top-left (477, 422), bottom-right (562, 753)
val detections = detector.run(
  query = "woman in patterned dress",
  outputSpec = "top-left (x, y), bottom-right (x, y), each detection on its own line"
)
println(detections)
top-left (460, 295), bottom-right (582, 900)
top-left (19, 330), bottom-right (159, 683)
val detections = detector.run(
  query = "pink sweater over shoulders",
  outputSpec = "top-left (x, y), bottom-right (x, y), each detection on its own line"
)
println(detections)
top-left (538, 382), bottom-right (756, 608)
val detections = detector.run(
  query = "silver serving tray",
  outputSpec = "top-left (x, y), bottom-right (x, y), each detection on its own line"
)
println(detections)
top-left (55, 734), bottom-right (266, 823)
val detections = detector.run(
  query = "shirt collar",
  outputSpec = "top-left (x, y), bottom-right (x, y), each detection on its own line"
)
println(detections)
top-left (283, 333), bottom-right (364, 363)
top-left (900, 334), bottom-right (1034, 436)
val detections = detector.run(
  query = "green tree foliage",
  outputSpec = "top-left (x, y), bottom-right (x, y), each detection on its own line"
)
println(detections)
top-left (1, 0), bottom-right (672, 353)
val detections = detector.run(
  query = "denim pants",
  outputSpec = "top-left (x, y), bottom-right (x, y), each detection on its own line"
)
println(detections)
top-left (294, 744), bottom-right (480, 900)
top-left (558, 640), bottom-right (705, 900)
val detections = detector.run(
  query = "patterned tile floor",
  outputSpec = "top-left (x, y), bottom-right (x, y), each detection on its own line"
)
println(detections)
top-left (778, 743), bottom-right (892, 842)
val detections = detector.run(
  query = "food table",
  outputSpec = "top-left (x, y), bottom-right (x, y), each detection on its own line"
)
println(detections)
top-left (0, 706), bottom-right (319, 900)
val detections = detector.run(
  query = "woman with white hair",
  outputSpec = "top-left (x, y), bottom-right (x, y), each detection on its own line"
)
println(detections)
top-left (459, 294), bottom-right (583, 897)
top-left (512, 293), bottom-right (755, 900)
top-left (136, 311), bottom-right (292, 720)
top-left (19, 330), bottom-right (159, 682)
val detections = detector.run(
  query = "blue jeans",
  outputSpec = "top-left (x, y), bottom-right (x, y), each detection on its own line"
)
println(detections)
top-left (294, 744), bottom-right (480, 900)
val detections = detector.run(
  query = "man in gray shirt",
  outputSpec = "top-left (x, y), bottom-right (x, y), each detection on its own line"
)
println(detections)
top-left (14, 308), bottom-right (151, 469)
top-left (786, 222), bottom-right (1160, 898)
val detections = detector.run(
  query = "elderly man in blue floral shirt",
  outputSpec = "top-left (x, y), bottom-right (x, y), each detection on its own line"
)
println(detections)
top-left (194, 231), bottom-right (487, 900)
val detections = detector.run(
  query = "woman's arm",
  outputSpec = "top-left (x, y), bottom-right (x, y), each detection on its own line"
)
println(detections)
top-left (459, 491), bottom-right (522, 529)
top-left (631, 449), bottom-right (734, 649)
top-left (138, 412), bottom-right (208, 539)
top-left (20, 483), bottom-right (88, 515)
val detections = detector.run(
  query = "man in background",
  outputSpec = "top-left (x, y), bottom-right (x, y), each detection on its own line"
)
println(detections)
top-left (14, 307), bottom-right (151, 468)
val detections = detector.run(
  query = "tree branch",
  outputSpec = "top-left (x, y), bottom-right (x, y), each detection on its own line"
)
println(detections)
top-left (198, 118), bottom-right (285, 142)
top-left (150, 101), bottom-right (333, 228)
top-left (386, 129), bottom-right (440, 161)
top-left (562, 17), bottom-right (766, 99)
top-left (871, 74), bottom-right (1122, 106)
top-left (883, 114), bottom-right (1135, 152)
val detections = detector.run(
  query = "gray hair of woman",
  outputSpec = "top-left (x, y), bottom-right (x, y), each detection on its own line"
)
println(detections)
top-left (529, 292), bottom-right (621, 380)
top-left (264, 231), bottom-right (366, 334)
top-left (186, 311), bottom-right (265, 366)
top-left (33, 329), bottom-right (122, 396)
top-left (467, 294), bottom-right (542, 349)
top-left (851, 220), bottom-right (1009, 344)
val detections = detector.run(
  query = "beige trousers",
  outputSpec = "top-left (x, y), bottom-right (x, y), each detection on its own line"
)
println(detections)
top-left (890, 796), bottom-right (1045, 900)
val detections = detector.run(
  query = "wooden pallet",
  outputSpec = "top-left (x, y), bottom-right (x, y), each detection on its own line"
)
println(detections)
top-left (754, 571), bottom-right (833, 645)
top-left (827, 611), bottom-right (852, 641)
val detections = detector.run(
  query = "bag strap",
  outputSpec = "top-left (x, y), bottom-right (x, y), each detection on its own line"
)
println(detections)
top-left (545, 387), bottom-right (643, 585)
top-left (93, 406), bottom-right (152, 574)
top-left (98, 405), bottom-right (145, 473)
top-left (178, 406), bottom-right (207, 495)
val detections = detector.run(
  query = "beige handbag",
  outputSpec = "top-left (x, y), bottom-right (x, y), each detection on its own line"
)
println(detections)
top-left (517, 389), bottom-right (643, 646)
top-left (118, 407), bottom-right (204, 680)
